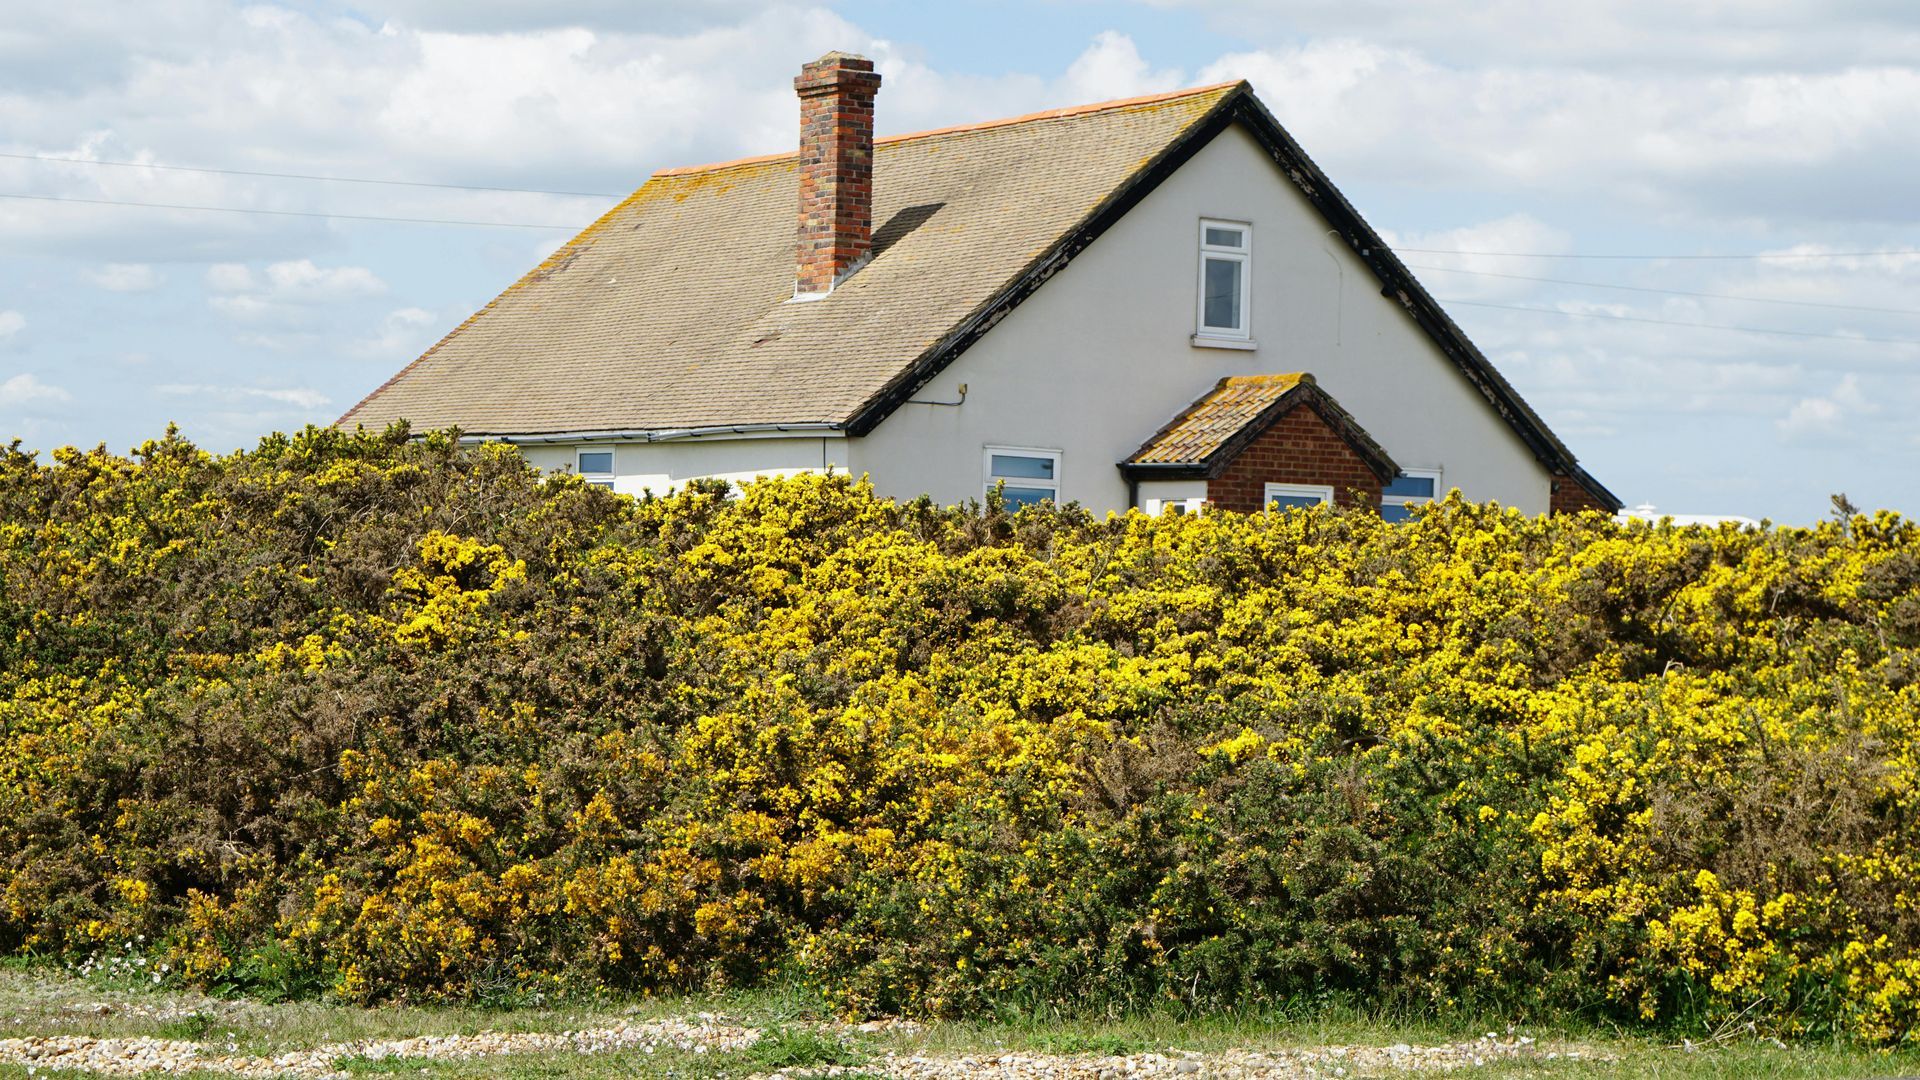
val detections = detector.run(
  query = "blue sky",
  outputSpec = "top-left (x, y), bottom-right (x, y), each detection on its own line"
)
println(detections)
top-left (2, 1), bottom-right (1916, 521)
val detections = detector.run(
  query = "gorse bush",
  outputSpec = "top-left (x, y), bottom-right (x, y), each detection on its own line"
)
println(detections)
top-left (1, 426), bottom-right (1917, 1040)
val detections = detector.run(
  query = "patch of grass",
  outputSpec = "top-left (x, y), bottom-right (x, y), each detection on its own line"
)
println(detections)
top-left (745, 1024), bottom-right (868, 1069)
top-left (1029, 1031), bottom-right (1155, 1056)
top-left (4, 963), bottom-right (1920, 1080)
top-left (153, 1011), bottom-right (217, 1040)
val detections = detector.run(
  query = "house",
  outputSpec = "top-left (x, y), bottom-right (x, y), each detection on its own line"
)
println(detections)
top-left (341, 53), bottom-right (1619, 517)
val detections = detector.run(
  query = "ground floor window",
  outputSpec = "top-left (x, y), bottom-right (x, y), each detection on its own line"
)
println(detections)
top-left (1144, 496), bottom-right (1206, 516)
top-left (1263, 482), bottom-right (1333, 510)
top-left (576, 447), bottom-right (616, 489)
top-left (984, 446), bottom-right (1061, 508)
top-left (1381, 468), bottom-right (1442, 522)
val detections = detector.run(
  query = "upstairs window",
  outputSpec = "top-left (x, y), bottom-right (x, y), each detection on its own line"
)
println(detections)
top-left (1381, 468), bottom-right (1442, 522)
top-left (1197, 219), bottom-right (1251, 340)
top-left (576, 447), bottom-right (615, 489)
top-left (984, 446), bottom-right (1060, 509)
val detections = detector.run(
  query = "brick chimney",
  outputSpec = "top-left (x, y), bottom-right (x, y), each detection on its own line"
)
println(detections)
top-left (793, 51), bottom-right (882, 298)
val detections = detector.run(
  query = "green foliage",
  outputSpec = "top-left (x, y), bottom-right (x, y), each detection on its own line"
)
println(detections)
top-left (1, 426), bottom-right (1917, 1043)
top-left (746, 1025), bottom-right (867, 1069)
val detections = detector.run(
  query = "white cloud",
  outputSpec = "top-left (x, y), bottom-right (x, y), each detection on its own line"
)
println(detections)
top-left (205, 259), bottom-right (386, 322)
top-left (1143, 0), bottom-right (1920, 72)
top-left (87, 263), bottom-right (162, 291)
top-left (209, 259), bottom-right (384, 300)
top-left (0, 373), bottom-right (70, 405)
top-left (0, 311), bottom-right (23, 341)
top-left (156, 383), bottom-right (331, 410)
top-left (1192, 40), bottom-right (1920, 223)
top-left (369, 0), bottom-right (789, 34)
top-left (352, 306), bottom-right (440, 359)
top-left (205, 263), bottom-right (256, 291)
top-left (1776, 374), bottom-right (1877, 439)
top-left (1388, 214), bottom-right (1571, 300)
top-left (265, 259), bottom-right (386, 300)
top-left (1057, 30), bottom-right (1184, 103)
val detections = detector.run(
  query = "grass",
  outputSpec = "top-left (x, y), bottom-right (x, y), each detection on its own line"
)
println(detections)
top-left (0, 965), bottom-right (1916, 1078)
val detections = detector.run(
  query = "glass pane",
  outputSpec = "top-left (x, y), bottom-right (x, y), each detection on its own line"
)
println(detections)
top-left (1204, 226), bottom-right (1244, 248)
top-left (1267, 494), bottom-right (1323, 510)
top-left (1203, 257), bottom-right (1241, 330)
top-left (1380, 503), bottom-right (1415, 523)
top-left (990, 453), bottom-right (1054, 480)
top-left (1001, 486), bottom-right (1054, 508)
top-left (1383, 473), bottom-right (1435, 498)
top-left (578, 451), bottom-right (613, 474)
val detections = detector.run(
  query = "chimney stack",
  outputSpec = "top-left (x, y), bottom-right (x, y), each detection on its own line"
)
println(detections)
top-left (793, 52), bottom-right (882, 298)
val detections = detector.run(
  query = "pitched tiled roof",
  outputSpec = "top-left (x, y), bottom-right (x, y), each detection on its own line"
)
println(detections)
top-left (337, 79), bottom-right (1618, 511)
top-left (1123, 373), bottom-right (1398, 480)
top-left (339, 84), bottom-right (1240, 436)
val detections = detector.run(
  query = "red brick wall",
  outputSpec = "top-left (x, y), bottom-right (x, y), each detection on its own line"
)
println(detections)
top-left (1207, 405), bottom-right (1384, 514)
top-left (1550, 472), bottom-right (1613, 515)
top-left (794, 54), bottom-right (882, 295)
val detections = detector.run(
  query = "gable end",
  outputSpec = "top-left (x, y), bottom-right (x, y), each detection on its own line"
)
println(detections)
top-left (845, 84), bottom-right (1621, 513)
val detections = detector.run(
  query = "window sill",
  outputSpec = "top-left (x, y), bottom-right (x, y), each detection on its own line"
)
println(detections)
top-left (1191, 334), bottom-right (1256, 351)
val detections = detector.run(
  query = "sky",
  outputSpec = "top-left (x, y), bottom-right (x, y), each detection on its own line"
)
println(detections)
top-left (1, 1), bottom-right (1916, 522)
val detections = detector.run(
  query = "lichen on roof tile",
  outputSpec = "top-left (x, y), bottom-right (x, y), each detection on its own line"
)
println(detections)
top-left (339, 83), bottom-right (1242, 437)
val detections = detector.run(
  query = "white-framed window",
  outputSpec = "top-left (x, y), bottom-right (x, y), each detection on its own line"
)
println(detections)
top-left (1144, 496), bottom-right (1206, 516)
top-left (1263, 482), bottom-right (1333, 511)
top-left (576, 446), bottom-right (616, 489)
top-left (1380, 468), bottom-right (1443, 523)
top-left (1196, 219), bottom-right (1252, 340)
top-left (983, 446), bottom-right (1061, 509)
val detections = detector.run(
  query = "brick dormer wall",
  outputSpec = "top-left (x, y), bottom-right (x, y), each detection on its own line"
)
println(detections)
top-left (1550, 472), bottom-right (1613, 515)
top-left (1207, 404), bottom-right (1385, 514)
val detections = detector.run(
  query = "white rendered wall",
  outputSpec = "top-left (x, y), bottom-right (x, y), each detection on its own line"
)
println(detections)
top-left (516, 436), bottom-right (846, 497)
top-left (846, 122), bottom-right (1553, 515)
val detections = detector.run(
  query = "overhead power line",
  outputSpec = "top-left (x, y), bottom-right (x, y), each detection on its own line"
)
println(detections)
top-left (1440, 298), bottom-right (1920, 346)
top-left (1407, 264), bottom-right (1920, 317)
top-left (1397, 246), bottom-right (1920, 261)
top-left (0, 150), bottom-right (623, 199)
top-left (0, 191), bottom-right (581, 229)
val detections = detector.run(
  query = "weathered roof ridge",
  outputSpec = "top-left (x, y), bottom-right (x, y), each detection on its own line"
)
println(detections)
top-left (652, 81), bottom-right (1245, 178)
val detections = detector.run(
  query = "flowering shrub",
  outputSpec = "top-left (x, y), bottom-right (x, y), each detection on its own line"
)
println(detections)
top-left (2, 425), bottom-right (1918, 1040)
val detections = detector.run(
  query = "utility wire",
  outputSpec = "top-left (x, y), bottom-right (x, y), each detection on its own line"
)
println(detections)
top-left (1440, 298), bottom-right (1920, 346)
top-left (0, 191), bottom-right (581, 229)
top-left (1398, 246), bottom-right (1920, 261)
top-left (0, 150), bottom-right (623, 199)
top-left (1407, 264), bottom-right (1920, 317)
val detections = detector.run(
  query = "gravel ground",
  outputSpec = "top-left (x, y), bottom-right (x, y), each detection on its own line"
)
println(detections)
top-left (0, 1014), bottom-right (760, 1077)
top-left (0, 1017), bottom-right (1598, 1078)
top-left (768, 1034), bottom-right (1589, 1078)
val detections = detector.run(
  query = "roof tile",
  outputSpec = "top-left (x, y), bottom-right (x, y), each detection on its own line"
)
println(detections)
top-left (340, 84), bottom-right (1239, 436)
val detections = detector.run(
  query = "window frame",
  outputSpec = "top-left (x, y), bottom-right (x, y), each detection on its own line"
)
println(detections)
top-left (575, 446), bottom-right (616, 489)
top-left (1143, 496), bottom-right (1206, 517)
top-left (1380, 467), bottom-right (1443, 523)
top-left (982, 445), bottom-right (1062, 508)
top-left (1262, 482), bottom-right (1334, 511)
top-left (1195, 218), bottom-right (1253, 341)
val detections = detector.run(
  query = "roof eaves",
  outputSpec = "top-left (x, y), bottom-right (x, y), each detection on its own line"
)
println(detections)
top-left (335, 181), bottom-right (662, 431)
